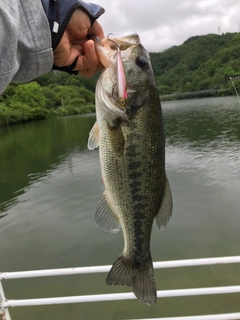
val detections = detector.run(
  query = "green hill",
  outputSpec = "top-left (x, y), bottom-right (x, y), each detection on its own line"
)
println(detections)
top-left (150, 32), bottom-right (240, 96)
top-left (1, 32), bottom-right (240, 126)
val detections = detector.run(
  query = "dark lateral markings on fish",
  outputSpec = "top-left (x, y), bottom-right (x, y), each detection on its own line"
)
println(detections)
top-left (88, 33), bottom-right (173, 306)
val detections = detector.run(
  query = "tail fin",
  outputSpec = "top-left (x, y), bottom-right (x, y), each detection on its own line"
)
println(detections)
top-left (106, 254), bottom-right (157, 306)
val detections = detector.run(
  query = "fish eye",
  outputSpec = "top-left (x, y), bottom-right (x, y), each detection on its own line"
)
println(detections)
top-left (136, 56), bottom-right (148, 68)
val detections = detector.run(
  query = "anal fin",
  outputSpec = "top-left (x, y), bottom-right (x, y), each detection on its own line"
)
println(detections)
top-left (95, 193), bottom-right (120, 233)
top-left (155, 177), bottom-right (173, 229)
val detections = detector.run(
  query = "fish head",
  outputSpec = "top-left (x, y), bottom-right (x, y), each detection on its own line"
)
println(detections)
top-left (94, 34), bottom-right (156, 121)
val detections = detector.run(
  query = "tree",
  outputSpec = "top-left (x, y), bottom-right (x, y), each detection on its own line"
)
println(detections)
top-left (10, 82), bottom-right (46, 109)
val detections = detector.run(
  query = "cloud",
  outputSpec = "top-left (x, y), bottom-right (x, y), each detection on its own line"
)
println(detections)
top-left (93, 0), bottom-right (240, 52)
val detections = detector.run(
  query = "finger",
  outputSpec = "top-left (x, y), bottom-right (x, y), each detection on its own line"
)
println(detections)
top-left (53, 30), bottom-right (85, 67)
top-left (78, 62), bottom-right (104, 78)
top-left (88, 20), bottom-right (104, 38)
top-left (67, 8), bottom-right (91, 39)
top-left (74, 40), bottom-right (100, 77)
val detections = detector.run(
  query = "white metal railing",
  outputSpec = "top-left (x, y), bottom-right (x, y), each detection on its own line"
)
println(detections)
top-left (1, 256), bottom-right (240, 320)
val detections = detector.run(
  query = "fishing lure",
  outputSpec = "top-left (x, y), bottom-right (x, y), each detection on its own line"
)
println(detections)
top-left (108, 34), bottom-right (128, 109)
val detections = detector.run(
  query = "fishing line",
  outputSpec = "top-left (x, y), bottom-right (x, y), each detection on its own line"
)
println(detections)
top-left (179, 212), bottom-right (237, 310)
top-left (229, 77), bottom-right (240, 105)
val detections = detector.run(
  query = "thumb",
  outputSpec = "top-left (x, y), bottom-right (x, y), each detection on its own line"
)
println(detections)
top-left (74, 40), bottom-right (98, 71)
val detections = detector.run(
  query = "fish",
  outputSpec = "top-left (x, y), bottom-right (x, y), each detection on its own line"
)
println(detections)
top-left (88, 34), bottom-right (173, 305)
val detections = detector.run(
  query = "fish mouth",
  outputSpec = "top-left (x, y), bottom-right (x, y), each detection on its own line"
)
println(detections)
top-left (92, 34), bottom-right (140, 68)
top-left (105, 33), bottom-right (140, 50)
top-left (91, 35), bottom-right (104, 48)
top-left (93, 33), bottom-right (148, 120)
top-left (92, 34), bottom-right (140, 49)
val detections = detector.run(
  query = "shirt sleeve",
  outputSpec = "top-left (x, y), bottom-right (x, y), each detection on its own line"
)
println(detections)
top-left (0, 0), bottom-right (53, 94)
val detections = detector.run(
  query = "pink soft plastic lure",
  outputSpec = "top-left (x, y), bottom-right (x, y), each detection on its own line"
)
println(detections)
top-left (116, 49), bottom-right (128, 108)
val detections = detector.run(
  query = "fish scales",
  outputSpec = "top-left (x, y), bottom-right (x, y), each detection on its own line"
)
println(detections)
top-left (88, 34), bottom-right (173, 305)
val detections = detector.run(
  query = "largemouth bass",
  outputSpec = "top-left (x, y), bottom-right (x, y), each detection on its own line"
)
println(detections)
top-left (88, 34), bottom-right (173, 305)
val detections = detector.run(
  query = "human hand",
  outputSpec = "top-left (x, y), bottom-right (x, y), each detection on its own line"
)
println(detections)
top-left (53, 8), bottom-right (104, 77)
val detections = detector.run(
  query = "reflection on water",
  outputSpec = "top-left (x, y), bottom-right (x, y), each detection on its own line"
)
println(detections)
top-left (164, 97), bottom-right (240, 188)
top-left (0, 97), bottom-right (240, 319)
top-left (0, 115), bottom-right (96, 213)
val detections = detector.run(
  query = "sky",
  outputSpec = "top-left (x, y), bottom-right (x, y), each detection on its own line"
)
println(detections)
top-left (93, 0), bottom-right (240, 52)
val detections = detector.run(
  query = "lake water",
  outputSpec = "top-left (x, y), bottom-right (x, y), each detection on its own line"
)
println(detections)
top-left (0, 96), bottom-right (240, 319)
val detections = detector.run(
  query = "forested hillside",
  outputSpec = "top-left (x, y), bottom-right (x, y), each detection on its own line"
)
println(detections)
top-left (0, 74), bottom-right (98, 126)
top-left (150, 32), bottom-right (240, 95)
top-left (1, 32), bottom-right (240, 126)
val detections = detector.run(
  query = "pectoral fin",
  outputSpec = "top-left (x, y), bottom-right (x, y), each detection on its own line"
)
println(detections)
top-left (95, 193), bottom-right (120, 233)
top-left (88, 121), bottom-right (100, 150)
top-left (155, 178), bottom-right (173, 230)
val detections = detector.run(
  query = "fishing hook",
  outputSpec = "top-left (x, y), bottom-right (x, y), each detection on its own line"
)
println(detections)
top-left (107, 33), bottom-right (120, 53)
top-left (107, 34), bottom-right (127, 113)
